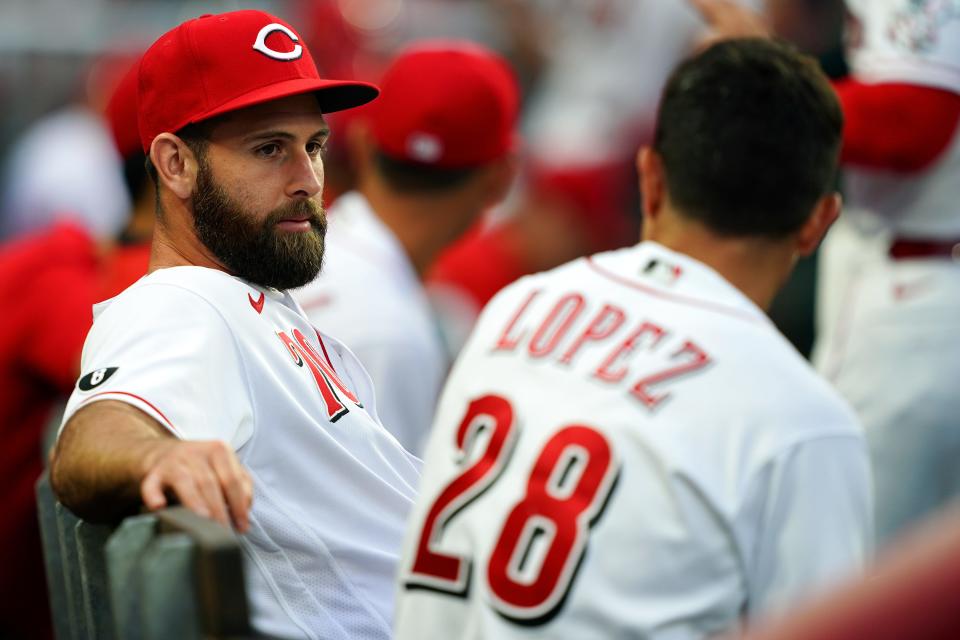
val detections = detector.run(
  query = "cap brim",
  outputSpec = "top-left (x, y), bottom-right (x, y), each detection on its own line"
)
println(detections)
top-left (191, 77), bottom-right (379, 125)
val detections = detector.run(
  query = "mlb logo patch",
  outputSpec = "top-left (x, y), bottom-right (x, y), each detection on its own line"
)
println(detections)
top-left (641, 259), bottom-right (683, 286)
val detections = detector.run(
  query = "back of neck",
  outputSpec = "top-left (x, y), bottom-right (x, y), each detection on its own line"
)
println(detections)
top-left (646, 221), bottom-right (794, 311)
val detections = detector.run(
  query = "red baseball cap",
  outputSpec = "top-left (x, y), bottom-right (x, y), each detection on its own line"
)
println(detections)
top-left (106, 60), bottom-right (142, 159)
top-left (370, 40), bottom-right (520, 169)
top-left (137, 10), bottom-right (379, 152)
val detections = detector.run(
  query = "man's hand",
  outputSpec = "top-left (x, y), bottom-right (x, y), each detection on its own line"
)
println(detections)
top-left (689, 0), bottom-right (771, 49)
top-left (52, 400), bottom-right (253, 532)
top-left (140, 439), bottom-right (253, 532)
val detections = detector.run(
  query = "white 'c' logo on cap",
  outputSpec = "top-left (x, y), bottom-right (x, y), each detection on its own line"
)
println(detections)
top-left (252, 23), bottom-right (303, 61)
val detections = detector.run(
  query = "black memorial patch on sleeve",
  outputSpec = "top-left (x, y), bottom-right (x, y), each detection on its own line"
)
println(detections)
top-left (78, 367), bottom-right (119, 391)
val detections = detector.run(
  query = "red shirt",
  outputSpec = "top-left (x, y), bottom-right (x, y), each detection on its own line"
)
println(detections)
top-left (0, 223), bottom-right (149, 639)
top-left (0, 223), bottom-right (96, 639)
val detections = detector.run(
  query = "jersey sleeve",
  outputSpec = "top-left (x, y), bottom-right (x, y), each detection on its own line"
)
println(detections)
top-left (739, 435), bottom-right (873, 618)
top-left (60, 283), bottom-right (254, 449)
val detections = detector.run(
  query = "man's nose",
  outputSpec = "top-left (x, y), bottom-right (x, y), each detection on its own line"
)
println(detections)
top-left (287, 150), bottom-right (323, 199)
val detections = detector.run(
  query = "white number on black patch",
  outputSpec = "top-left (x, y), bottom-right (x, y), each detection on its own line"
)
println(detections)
top-left (78, 367), bottom-right (118, 391)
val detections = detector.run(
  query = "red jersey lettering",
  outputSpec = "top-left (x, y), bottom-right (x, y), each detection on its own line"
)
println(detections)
top-left (594, 322), bottom-right (667, 383)
top-left (495, 290), bottom-right (542, 352)
top-left (278, 329), bottom-right (360, 422)
top-left (559, 304), bottom-right (627, 365)
top-left (631, 340), bottom-right (711, 410)
top-left (528, 293), bottom-right (586, 359)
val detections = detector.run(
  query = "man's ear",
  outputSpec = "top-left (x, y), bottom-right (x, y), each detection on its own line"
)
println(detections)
top-left (478, 153), bottom-right (518, 209)
top-left (638, 146), bottom-right (666, 238)
top-left (149, 133), bottom-right (200, 201)
top-left (796, 192), bottom-right (841, 257)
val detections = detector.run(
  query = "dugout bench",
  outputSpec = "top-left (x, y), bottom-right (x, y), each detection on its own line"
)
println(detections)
top-left (36, 471), bottom-right (255, 639)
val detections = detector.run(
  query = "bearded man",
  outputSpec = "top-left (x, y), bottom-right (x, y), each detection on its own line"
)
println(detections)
top-left (49, 11), bottom-right (421, 640)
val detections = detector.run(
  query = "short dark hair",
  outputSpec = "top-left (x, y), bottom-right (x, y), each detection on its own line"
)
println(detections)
top-left (653, 38), bottom-right (842, 237)
top-left (373, 150), bottom-right (479, 194)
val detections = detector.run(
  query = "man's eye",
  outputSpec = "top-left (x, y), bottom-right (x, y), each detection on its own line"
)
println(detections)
top-left (307, 141), bottom-right (327, 156)
top-left (257, 143), bottom-right (281, 157)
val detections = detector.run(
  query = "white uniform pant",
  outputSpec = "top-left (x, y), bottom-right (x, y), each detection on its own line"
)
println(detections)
top-left (814, 214), bottom-right (960, 544)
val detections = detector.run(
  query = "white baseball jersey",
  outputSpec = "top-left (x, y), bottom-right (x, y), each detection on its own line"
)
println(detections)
top-left (840, 0), bottom-right (960, 238)
top-left (294, 192), bottom-right (448, 455)
top-left (395, 242), bottom-right (872, 640)
top-left (846, 0), bottom-right (960, 93)
top-left (60, 266), bottom-right (421, 640)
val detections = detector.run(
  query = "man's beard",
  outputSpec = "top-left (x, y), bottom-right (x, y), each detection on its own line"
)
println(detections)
top-left (192, 159), bottom-right (326, 290)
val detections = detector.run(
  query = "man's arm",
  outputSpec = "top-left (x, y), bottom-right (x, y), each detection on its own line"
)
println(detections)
top-left (51, 400), bottom-right (253, 532)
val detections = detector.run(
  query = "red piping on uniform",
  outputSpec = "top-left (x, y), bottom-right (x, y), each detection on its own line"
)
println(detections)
top-left (75, 390), bottom-right (181, 436)
top-left (584, 257), bottom-right (761, 323)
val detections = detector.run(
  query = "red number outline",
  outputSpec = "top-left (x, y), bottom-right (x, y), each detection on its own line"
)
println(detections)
top-left (404, 396), bottom-right (620, 626)
top-left (405, 394), bottom-right (519, 595)
top-left (486, 425), bottom-right (620, 624)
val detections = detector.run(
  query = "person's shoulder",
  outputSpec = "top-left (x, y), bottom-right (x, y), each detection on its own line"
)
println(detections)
top-left (680, 340), bottom-right (863, 484)
top-left (127, 266), bottom-right (270, 311)
top-left (782, 359), bottom-right (861, 434)
top-left (741, 333), bottom-right (862, 442)
top-left (517, 243), bottom-right (696, 296)
top-left (92, 267), bottom-right (242, 326)
top-left (479, 244), bottom-right (675, 326)
top-left (139, 265), bottom-right (248, 293)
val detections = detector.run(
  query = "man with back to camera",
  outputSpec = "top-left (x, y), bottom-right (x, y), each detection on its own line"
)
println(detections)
top-left (394, 38), bottom-right (872, 639)
top-left (293, 41), bottom-right (519, 456)
top-left (49, 11), bottom-right (421, 639)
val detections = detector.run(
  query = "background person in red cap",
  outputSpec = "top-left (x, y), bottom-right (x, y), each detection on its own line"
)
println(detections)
top-left (49, 11), bottom-right (422, 639)
top-left (293, 41), bottom-right (519, 456)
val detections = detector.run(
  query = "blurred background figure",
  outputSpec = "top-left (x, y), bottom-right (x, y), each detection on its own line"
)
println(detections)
top-left (294, 41), bottom-right (519, 455)
top-left (694, 0), bottom-right (960, 546)
top-left (813, 0), bottom-right (960, 544)
top-left (12, 0), bottom-right (938, 632)
top-left (0, 56), bottom-right (152, 639)
top-left (294, 1), bottom-right (851, 454)
top-left (0, 51), bottom-right (131, 241)
top-left (428, 0), bottom-right (769, 353)
top-left (742, 505), bottom-right (960, 640)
